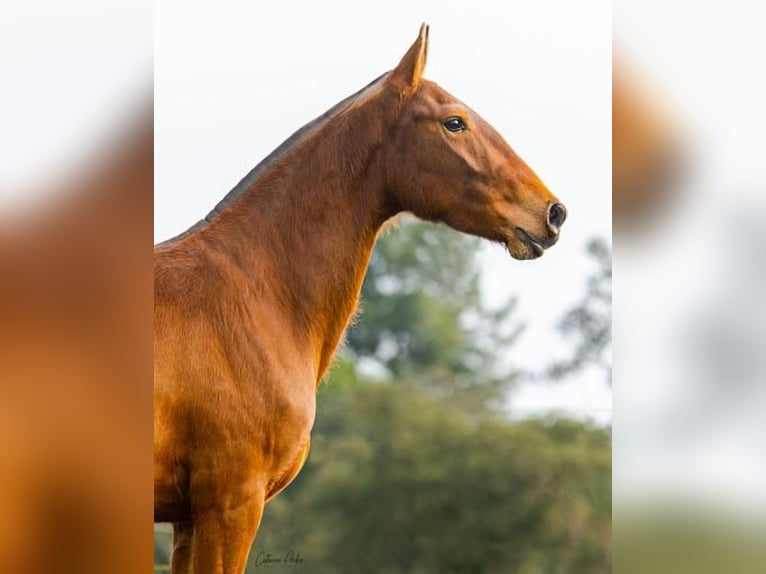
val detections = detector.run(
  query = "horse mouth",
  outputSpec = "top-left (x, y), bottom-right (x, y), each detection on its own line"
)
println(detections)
top-left (513, 228), bottom-right (545, 259)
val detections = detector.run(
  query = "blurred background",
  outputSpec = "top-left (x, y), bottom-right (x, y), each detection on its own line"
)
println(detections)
top-left (613, 0), bottom-right (766, 572)
top-left (1, 1), bottom-right (153, 572)
top-left (154, 1), bottom-right (611, 572)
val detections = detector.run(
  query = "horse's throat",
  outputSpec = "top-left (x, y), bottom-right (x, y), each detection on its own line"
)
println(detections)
top-left (310, 234), bottom-right (379, 380)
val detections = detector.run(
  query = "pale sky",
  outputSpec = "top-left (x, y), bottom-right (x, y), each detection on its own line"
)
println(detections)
top-left (155, 0), bottom-right (613, 422)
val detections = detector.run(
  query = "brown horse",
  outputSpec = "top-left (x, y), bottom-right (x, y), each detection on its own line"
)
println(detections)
top-left (154, 25), bottom-right (565, 573)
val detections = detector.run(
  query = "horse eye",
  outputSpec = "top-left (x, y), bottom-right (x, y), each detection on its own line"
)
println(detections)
top-left (443, 116), bottom-right (467, 132)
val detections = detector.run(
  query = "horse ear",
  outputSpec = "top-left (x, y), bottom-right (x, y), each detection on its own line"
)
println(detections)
top-left (388, 23), bottom-right (429, 95)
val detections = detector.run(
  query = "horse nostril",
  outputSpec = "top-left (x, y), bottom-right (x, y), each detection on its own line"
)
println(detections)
top-left (547, 202), bottom-right (567, 231)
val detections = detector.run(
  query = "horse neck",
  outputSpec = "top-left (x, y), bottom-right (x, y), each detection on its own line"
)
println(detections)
top-left (200, 101), bottom-right (395, 380)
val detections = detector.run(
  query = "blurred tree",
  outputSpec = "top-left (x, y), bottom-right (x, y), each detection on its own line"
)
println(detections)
top-left (153, 526), bottom-right (171, 573)
top-left (544, 237), bottom-right (612, 384)
top-left (253, 384), bottom-right (611, 573)
top-left (345, 218), bottom-right (523, 408)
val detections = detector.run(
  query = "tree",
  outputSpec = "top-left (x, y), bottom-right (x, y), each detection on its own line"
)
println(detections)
top-left (253, 384), bottom-right (611, 573)
top-left (344, 218), bottom-right (523, 408)
top-left (545, 237), bottom-right (612, 385)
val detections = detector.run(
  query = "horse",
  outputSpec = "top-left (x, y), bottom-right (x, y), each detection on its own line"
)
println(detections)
top-left (154, 24), bottom-right (566, 573)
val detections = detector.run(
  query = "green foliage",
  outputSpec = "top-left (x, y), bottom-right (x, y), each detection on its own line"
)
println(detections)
top-left (253, 383), bottom-right (611, 574)
top-left (154, 524), bottom-right (172, 573)
top-left (346, 219), bottom-right (523, 407)
top-left (545, 238), bottom-right (611, 384)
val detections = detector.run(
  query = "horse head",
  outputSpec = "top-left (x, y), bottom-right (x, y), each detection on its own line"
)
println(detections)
top-left (381, 25), bottom-right (566, 260)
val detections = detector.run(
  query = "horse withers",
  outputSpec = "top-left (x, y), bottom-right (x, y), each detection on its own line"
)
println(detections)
top-left (154, 24), bottom-right (565, 573)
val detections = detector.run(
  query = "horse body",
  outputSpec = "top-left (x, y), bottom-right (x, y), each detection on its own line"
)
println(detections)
top-left (154, 25), bottom-right (565, 573)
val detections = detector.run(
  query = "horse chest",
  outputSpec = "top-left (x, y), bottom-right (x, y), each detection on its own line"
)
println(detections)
top-left (248, 374), bottom-right (316, 469)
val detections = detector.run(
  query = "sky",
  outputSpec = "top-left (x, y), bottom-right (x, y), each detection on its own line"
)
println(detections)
top-left (154, 0), bottom-right (613, 422)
